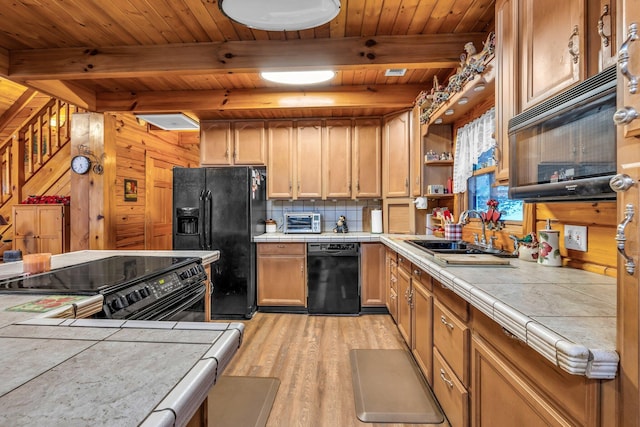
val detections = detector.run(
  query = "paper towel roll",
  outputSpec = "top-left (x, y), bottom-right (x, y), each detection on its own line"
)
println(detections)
top-left (371, 209), bottom-right (383, 233)
top-left (426, 214), bottom-right (433, 235)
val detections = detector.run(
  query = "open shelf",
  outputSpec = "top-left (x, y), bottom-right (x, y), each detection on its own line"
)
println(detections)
top-left (425, 160), bottom-right (454, 166)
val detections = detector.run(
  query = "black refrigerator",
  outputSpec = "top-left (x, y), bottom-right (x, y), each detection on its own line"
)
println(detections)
top-left (172, 166), bottom-right (266, 319)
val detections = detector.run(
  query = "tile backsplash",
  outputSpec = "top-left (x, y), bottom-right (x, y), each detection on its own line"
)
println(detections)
top-left (267, 199), bottom-right (382, 232)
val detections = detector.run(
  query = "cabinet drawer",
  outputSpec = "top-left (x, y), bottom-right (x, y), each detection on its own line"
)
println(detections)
top-left (433, 280), bottom-right (469, 322)
top-left (397, 254), bottom-right (410, 273)
top-left (434, 348), bottom-right (468, 427)
top-left (257, 243), bottom-right (305, 255)
top-left (411, 265), bottom-right (432, 291)
top-left (434, 298), bottom-right (469, 386)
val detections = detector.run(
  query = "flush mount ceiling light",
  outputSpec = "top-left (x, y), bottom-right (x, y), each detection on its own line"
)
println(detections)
top-left (261, 70), bottom-right (335, 85)
top-left (385, 68), bottom-right (407, 77)
top-left (219, 0), bottom-right (341, 31)
top-left (135, 114), bottom-right (199, 131)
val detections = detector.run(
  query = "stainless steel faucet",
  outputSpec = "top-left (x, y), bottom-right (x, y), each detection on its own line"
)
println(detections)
top-left (459, 210), bottom-right (488, 247)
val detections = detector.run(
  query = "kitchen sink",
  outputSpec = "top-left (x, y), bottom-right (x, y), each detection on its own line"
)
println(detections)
top-left (407, 240), bottom-right (517, 258)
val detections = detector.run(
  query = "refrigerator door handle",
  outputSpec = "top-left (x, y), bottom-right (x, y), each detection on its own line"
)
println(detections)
top-left (198, 189), bottom-right (206, 249)
top-left (205, 189), bottom-right (213, 250)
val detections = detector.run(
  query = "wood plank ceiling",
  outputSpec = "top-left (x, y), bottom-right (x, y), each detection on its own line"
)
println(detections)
top-left (0, 0), bottom-right (495, 121)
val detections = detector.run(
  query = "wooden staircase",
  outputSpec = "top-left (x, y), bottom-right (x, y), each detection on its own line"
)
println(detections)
top-left (0, 98), bottom-right (83, 245)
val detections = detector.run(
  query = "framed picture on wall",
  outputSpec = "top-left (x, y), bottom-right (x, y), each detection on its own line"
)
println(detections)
top-left (124, 179), bottom-right (137, 202)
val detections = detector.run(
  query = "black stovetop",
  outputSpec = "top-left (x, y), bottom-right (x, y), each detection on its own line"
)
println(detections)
top-left (0, 256), bottom-right (197, 294)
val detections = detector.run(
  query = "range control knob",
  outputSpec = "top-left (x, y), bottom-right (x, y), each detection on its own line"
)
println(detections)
top-left (139, 286), bottom-right (150, 298)
top-left (127, 290), bottom-right (142, 304)
top-left (110, 296), bottom-right (126, 311)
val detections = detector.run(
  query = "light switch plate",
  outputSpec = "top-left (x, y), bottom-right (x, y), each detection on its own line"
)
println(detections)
top-left (565, 225), bottom-right (587, 251)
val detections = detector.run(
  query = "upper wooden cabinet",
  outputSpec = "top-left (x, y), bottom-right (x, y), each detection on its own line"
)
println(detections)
top-left (323, 119), bottom-right (352, 199)
top-left (352, 118), bottom-right (382, 199)
top-left (296, 121), bottom-right (323, 199)
top-left (200, 121), bottom-right (266, 166)
top-left (267, 121), bottom-right (295, 199)
top-left (383, 110), bottom-right (411, 198)
top-left (520, 0), bottom-right (586, 110)
top-left (495, 0), bottom-right (518, 183)
top-left (266, 119), bottom-right (381, 200)
top-left (410, 105), bottom-right (423, 198)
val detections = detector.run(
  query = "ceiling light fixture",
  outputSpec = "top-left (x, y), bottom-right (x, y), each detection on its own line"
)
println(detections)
top-left (445, 109), bottom-right (455, 116)
top-left (385, 68), bottom-right (407, 77)
top-left (261, 70), bottom-right (335, 85)
top-left (219, 0), bottom-right (341, 31)
top-left (135, 114), bottom-right (199, 131)
top-left (473, 84), bottom-right (486, 92)
top-left (458, 97), bottom-right (469, 105)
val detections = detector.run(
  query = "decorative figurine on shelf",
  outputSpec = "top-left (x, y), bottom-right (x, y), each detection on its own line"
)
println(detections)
top-left (333, 215), bottom-right (349, 233)
top-left (480, 199), bottom-right (504, 231)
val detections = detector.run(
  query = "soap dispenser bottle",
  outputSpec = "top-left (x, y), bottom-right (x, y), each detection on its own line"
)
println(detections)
top-left (537, 219), bottom-right (561, 267)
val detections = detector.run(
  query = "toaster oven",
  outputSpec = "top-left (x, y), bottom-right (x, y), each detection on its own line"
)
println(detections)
top-left (284, 212), bottom-right (321, 234)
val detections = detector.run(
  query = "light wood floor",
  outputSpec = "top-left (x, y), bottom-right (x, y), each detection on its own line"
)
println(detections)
top-left (222, 312), bottom-right (447, 427)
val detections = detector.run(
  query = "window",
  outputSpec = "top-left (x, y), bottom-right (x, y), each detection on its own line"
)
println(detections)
top-left (468, 147), bottom-right (523, 221)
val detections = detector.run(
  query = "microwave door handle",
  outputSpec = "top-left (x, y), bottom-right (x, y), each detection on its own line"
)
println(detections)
top-left (198, 190), bottom-right (206, 249)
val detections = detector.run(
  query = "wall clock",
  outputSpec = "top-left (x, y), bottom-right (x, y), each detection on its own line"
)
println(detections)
top-left (71, 155), bottom-right (91, 174)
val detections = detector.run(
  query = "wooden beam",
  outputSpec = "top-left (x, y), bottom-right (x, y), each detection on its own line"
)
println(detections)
top-left (0, 47), bottom-right (8, 76)
top-left (23, 80), bottom-right (97, 111)
top-left (95, 84), bottom-right (424, 113)
top-left (8, 33), bottom-right (487, 80)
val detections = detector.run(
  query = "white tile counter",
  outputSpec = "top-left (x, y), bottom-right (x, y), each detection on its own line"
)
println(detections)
top-left (0, 318), bottom-right (243, 427)
top-left (0, 249), bottom-right (236, 427)
top-left (254, 232), bottom-right (618, 379)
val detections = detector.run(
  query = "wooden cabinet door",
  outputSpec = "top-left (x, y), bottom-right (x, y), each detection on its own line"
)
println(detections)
top-left (200, 121), bottom-right (232, 165)
top-left (385, 249), bottom-right (398, 322)
top-left (323, 119), bottom-right (351, 199)
top-left (471, 335), bottom-right (573, 426)
top-left (410, 106), bottom-right (423, 197)
top-left (495, 0), bottom-right (518, 183)
top-left (352, 118), bottom-right (382, 198)
top-left (396, 260), bottom-right (412, 346)
top-left (257, 248), bottom-right (306, 306)
top-left (234, 121), bottom-right (266, 165)
top-left (37, 205), bottom-right (64, 254)
top-left (383, 111), bottom-right (411, 197)
top-left (520, 0), bottom-right (585, 110)
top-left (361, 243), bottom-right (385, 307)
top-left (412, 276), bottom-right (433, 385)
top-left (296, 121), bottom-right (323, 199)
top-left (616, 1), bottom-right (640, 423)
top-left (13, 205), bottom-right (37, 239)
top-left (267, 121), bottom-right (294, 199)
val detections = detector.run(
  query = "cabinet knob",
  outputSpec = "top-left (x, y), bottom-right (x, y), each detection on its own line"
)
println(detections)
top-left (619, 23), bottom-right (639, 94)
top-left (439, 368), bottom-right (454, 388)
top-left (567, 25), bottom-right (580, 64)
top-left (440, 315), bottom-right (454, 331)
top-left (597, 4), bottom-right (611, 48)
top-left (613, 106), bottom-right (639, 125)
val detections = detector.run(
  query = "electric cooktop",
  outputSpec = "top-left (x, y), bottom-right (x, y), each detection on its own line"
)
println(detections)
top-left (0, 256), bottom-right (198, 294)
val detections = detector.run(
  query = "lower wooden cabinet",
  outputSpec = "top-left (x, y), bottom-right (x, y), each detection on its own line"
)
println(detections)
top-left (470, 307), bottom-right (605, 426)
top-left (434, 348), bottom-right (469, 427)
top-left (411, 267), bottom-right (433, 385)
top-left (360, 243), bottom-right (385, 307)
top-left (257, 243), bottom-right (306, 306)
top-left (12, 204), bottom-right (70, 255)
top-left (385, 248), bottom-right (398, 322)
top-left (396, 255), bottom-right (412, 346)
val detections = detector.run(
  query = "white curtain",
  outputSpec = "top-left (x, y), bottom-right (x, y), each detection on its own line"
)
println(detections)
top-left (452, 107), bottom-right (496, 193)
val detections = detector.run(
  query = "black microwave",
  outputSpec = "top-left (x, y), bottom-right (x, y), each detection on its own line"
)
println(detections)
top-left (508, 66), bottom-right (617, 203)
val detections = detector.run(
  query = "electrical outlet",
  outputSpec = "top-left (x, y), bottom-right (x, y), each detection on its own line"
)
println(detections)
top-left (564, 225), bottom-right (587, 251)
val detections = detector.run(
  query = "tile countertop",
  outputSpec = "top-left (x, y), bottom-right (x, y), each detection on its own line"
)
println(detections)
top-left (254, 232), bottom-right (618, 379)
top-left (0, 249), bottom-right (239, 427)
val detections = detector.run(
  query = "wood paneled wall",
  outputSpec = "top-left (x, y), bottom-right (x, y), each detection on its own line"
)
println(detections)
top-left (111, 113), bottom-right (200, 249)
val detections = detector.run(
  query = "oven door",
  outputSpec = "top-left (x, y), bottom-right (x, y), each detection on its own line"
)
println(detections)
top-left (138, 283), bottom-right (206, 322)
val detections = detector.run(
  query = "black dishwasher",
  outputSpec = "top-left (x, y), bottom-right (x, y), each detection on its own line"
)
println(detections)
top-left (307, 243), bottom-right (360, 315)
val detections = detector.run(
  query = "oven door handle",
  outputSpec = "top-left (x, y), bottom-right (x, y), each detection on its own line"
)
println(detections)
top-left (150, 285), bottom-right (206, 321)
